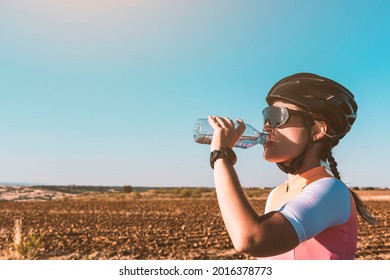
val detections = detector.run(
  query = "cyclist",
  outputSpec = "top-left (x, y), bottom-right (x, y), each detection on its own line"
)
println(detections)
top-left (208, 73), bottom-right (376, 259)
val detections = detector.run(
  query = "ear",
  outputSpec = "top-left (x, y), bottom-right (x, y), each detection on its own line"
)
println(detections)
top-left (311, 121), bottom-right (328, 142)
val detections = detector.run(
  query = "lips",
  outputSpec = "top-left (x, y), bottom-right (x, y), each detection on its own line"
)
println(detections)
top-left (263, 133), bottom-right (278, 149)
top-left (264, 133), bottom-right (276, 142)
top-left (263, 140), bottom-right (274, 148)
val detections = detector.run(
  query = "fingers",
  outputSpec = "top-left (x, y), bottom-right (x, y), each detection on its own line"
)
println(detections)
top-left (209, 115), bottom-right (246, 130)
top-left (208, 115), bottom-right (235, 129)
top-left (236, 118), bottom-right (246, 136)
top-left (208, 115), bottom-right (246, 150)
top-left (208, 115), bottom-right (220, 129)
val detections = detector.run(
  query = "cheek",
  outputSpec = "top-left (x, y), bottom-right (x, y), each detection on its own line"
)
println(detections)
top-left (262, 128), bottom-right (310, 162)
top-left (282, 128), bottom-right (310, 144)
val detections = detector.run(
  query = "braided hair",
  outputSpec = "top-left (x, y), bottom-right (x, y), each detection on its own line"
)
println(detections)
top-left (320, 138), bottom-right (377, 224)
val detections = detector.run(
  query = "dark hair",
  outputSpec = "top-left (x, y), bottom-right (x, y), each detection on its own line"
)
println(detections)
top-left (320, 140), bottom-right (378, 224)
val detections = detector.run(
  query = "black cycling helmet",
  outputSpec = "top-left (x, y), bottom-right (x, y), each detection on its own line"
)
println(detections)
top-left (266, 72), bottom-right (358, 139)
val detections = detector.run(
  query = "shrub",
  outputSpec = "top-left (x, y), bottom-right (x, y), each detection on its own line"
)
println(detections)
top-left (179, 188), bottom-right (192, 198)
top-left (123, 185), bottom-right (133, 193)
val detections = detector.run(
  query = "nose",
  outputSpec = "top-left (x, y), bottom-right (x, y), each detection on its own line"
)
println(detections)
top-left (263, 120), bottom-right (274, 133)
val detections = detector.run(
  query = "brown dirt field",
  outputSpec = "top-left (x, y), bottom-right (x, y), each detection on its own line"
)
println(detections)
top-left (0, 188), bottom-right (389, 260)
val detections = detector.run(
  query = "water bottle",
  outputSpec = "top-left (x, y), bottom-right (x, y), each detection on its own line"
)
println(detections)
top-left (193, 118), bottom-right (267, 149)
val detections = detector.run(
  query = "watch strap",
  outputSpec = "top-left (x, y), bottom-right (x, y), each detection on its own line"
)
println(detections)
top-left (210, 147), bottom-right (237, 169)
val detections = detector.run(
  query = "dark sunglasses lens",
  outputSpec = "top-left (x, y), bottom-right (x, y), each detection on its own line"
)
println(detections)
top-left (262, 107), bottom-right (289, 128)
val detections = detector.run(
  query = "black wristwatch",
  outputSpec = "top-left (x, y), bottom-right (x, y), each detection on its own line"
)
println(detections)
top-left (210, 147), bottom-right (237, 169)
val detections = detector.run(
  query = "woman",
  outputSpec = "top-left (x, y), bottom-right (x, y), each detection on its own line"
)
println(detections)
top-left (208, 72), bottom-right (376, 260)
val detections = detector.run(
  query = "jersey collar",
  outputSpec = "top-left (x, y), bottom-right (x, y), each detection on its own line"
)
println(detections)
top-left (286, 166), bottom-right (333, 193)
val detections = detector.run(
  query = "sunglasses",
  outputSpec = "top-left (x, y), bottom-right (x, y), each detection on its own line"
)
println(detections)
top-left (262, 106), bottom-right (308, 128)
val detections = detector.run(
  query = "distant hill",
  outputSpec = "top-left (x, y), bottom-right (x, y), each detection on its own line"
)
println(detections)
top-left (0, 182), bottom-right (41, 186)
top-left (0, 182), bottom-right (163, 193)
top-left (31, 185), bottom-right (162, 194)
top-left (0, 185), bottom-right (166, 201)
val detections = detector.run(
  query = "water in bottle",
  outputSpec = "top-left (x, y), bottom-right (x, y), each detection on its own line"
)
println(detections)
top-left (193, 118), bottom-right (267, 149)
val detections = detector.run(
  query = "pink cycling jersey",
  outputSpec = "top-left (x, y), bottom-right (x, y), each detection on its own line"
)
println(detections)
top-left (259, 166), bottom-right (358, 260)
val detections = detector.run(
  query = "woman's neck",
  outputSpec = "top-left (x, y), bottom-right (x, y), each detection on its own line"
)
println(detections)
top-left (288, 144), bottom-right (322, 179)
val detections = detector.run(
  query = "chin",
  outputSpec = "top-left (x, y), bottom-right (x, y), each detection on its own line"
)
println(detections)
top-left (263, 155), bottom-right (285, 163)
top-left (263, 151), bottom-right (286, 163)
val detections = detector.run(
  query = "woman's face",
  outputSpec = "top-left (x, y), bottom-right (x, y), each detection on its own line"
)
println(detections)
top-left (262, 101), bottom-right (311, 163)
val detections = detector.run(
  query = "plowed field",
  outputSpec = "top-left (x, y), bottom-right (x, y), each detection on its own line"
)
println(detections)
top-left (0, 189), bottom-right (389, 260)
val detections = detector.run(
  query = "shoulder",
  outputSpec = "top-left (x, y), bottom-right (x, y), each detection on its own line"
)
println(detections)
top-left (304, 177), bottom-right (350, 202)
top-left (281, 177), bottom-right (352, 242)
top-left (298, 177), bottom-right (352, 224)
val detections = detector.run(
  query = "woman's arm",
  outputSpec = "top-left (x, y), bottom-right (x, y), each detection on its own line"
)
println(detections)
top-left (209, 116), bottom-right (299, 257)
top-left (213, 159), bottom-right (298, 257)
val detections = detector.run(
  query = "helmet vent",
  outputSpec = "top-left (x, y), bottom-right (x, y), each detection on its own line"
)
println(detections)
top-left (302, 94), bottom-right (317, 99)
top-left (326, 95), bottom-right (335, 100)
top-left (302, 90), bottom-right (334, 101)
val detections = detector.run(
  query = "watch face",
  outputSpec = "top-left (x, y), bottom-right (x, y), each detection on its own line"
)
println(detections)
top-left (223, 148), bottom-right (237, 165)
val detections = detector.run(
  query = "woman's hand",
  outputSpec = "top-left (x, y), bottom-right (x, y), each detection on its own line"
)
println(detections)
top-left (208, 115), bottom-right (246, 151)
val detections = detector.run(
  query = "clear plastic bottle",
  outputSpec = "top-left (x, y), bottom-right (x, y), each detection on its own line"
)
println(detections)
top-left (193, 118), bottom-right (267, 149)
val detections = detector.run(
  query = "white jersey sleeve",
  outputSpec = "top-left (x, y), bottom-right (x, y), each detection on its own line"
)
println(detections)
top-left (278, 178), bottom-right (351, 243)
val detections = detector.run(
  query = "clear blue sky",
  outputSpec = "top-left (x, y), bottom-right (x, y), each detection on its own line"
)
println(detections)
top-left (1, 0), bottom-right (389, 188)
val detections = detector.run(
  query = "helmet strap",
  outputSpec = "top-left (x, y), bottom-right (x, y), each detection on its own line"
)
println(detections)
top-left (276, 148), bottom-right (309, 174)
